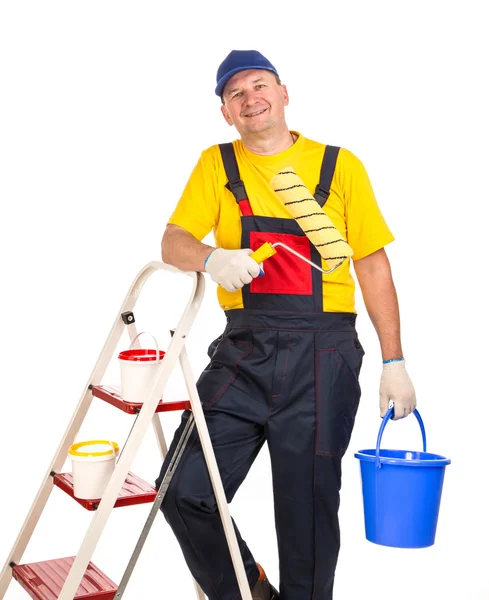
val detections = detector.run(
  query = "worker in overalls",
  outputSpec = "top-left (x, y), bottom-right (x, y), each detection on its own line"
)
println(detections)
top-left (156, 50), bottom-right (417, 600)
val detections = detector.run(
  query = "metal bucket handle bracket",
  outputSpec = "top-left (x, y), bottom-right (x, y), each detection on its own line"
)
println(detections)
top-left (375, 408), bottom-right (427, 470)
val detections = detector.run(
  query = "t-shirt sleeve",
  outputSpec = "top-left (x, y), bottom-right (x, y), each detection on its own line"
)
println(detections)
top-left (340, 149), bottom-right (395, 260)
top-left (167, 148), bottom-right (220, 241)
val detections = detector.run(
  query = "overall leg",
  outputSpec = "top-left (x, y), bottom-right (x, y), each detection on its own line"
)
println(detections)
top-left (267, 328), bottom-right (363, 600)
top-left (158, 409), bottom-right (264, 599)
top-left (156, 327), bottom-right (271, 599)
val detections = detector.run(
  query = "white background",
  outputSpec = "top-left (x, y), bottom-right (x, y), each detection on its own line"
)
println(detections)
top-left (0, 1), bottom-right (488, 599)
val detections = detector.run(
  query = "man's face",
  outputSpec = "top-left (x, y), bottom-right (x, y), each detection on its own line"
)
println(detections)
top-left (220, 69), bottom-right (289, 136)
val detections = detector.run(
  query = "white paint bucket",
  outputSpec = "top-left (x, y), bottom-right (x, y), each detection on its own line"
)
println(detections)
top-left (118, 332), bottom-right (165, 404)
top-left (68, 440), bottom-right (120, 500)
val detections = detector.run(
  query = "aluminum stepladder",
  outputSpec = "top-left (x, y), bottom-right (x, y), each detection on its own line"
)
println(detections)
top-left (0, 261), bottom-right (253, 600)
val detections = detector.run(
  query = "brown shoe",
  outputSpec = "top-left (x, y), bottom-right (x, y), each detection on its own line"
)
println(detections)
top-left (251, 564), bottom-right (280, 600)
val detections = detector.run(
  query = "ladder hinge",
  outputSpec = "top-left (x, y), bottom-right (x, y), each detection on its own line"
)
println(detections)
top-left (9, 561), bottom-right (16, 568)
top-left (121, 311), bottom-right (135, 325)
top-left (88, 384), bottom-right (93, 390)
top-left (49, 471), bottom-right (56, 478)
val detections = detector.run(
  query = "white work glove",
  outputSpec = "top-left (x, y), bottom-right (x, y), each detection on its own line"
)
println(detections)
top-left (204, 248), bottom-right (262, 292)
top-left (379, 359), bottom-right (417, 421)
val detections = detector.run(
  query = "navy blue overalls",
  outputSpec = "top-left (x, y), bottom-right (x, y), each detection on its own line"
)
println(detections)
top-left (157, 143), bottom-right (365, 600)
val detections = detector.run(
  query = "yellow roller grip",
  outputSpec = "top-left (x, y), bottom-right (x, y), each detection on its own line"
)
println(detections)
top-left (250, 242), bottom-right (277, 264)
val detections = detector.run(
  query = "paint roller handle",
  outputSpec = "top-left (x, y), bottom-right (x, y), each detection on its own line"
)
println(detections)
top-left (250, 242), bottom-right (277, 276)
top-left (251, 241), bottom-right (344, 276)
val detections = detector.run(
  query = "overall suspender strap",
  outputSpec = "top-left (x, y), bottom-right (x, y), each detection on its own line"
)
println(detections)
top-left (314, 145), bottom-right (340, 207)
top-left (220, 142), bottom-right (341, 212)
top-left (219, 143), bottom-right (253, 216)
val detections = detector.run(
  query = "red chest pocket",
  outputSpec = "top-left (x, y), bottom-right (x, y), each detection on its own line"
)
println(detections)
top-left (249, 231), bottom-right (313, 295)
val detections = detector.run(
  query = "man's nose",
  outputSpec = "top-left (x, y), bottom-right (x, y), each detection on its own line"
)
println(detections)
top-left (243, 89), bottom-right (260, 105)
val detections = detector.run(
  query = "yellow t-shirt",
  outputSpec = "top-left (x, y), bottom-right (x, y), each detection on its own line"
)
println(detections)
top-left (168, 132), bottom-right (394, 313)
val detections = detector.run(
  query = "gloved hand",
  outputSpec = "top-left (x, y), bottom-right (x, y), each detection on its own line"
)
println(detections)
top-left (204, 248), bottom-right (262, 292)
top-left (379, 359), bottom-right (416, 421)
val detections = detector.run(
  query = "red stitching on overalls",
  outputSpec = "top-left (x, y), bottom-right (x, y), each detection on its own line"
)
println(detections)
top-left (228, 326), bottom-right (351, 333)
top-left (315, 348), bottom-right (359, 457)
top-left (228, 308), bottom-right (355, 316)
top-left (203, 341), bottom-right (253, 410)
top-left (314, 350), bottom-right (321, 455)
top-left (316, 449), bottom-right (346, 457)
top-left (312, 348), bottom-right (319, 598)
top-left (328, 347), bottom-right (358, 387)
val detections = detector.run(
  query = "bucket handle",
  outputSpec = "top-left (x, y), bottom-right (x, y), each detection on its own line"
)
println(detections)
top-left (375, 408), bottom-right (427, 469)
top-left (129, 332), bottom-right (161, 362)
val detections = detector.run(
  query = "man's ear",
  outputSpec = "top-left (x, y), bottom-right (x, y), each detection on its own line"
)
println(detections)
top-left (221, 104), bottom-right (234, 126)
top-left (282, 84), bottom-right (289, 107)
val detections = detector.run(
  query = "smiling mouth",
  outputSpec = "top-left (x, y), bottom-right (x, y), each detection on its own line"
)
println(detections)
top-left (244, 108), bottom-right (268, 118)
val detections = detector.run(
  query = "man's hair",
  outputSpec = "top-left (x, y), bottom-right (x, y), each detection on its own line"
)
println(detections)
top-left (221, 74), bottom-right (282, 104)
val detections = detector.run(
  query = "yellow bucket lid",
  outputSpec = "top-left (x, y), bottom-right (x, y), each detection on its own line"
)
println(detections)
top-left (68, 440), bottom-right (119, 458)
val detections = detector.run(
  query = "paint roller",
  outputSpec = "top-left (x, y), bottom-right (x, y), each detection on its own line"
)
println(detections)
top-left (250, 167), bottom-right (353, 275)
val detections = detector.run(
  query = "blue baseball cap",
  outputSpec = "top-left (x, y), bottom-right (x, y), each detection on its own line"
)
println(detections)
top-left (215, 50), bottom-right (279, 97)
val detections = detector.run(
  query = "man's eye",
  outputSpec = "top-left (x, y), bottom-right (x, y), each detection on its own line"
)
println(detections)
top-left (233, 92), bottom-right (243, 99)
top-left (256, 84), bottom-right (266, 89)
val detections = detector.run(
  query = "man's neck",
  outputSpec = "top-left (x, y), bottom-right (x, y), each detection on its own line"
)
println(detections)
top-left (241, 128), bottom-right (296, 156)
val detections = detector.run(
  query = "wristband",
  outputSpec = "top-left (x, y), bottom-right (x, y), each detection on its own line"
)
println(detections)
top-left (203, 250), bottom-right (216, 270)
top-left (382, 357), bottom-right (405, 364)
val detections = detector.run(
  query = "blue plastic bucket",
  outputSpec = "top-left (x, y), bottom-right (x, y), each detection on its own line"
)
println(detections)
top-left (355, 408), bottom-right (450, 548)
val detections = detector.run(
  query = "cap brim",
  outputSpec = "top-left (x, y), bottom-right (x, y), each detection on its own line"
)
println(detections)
top-left (215, 65), bottom-right (278, 97)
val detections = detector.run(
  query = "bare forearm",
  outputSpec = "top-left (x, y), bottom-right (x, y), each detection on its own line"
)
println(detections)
top-left (364, 284), bottom-right (403, 361)
top-left (161, 224), bottom-right (215, 272)
top-left (354, 249), bottom-right (403, 361)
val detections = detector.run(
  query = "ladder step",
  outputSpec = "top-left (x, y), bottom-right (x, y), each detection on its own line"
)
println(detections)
top-left (92, 384), bottom-right (191, 414)
top-left (53, 471), bottom-right (157, 510)
top-left (12, 557), bottom-right (117, 600)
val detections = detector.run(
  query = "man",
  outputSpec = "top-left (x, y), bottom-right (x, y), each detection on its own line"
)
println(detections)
top-left (156, 50), bottom-right (416, 600)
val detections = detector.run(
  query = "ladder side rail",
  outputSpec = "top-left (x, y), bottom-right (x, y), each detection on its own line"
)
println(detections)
top-left (179, 347), bottom-right (253, 600)
top-left (57, 267), bottom-right (204, 600)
